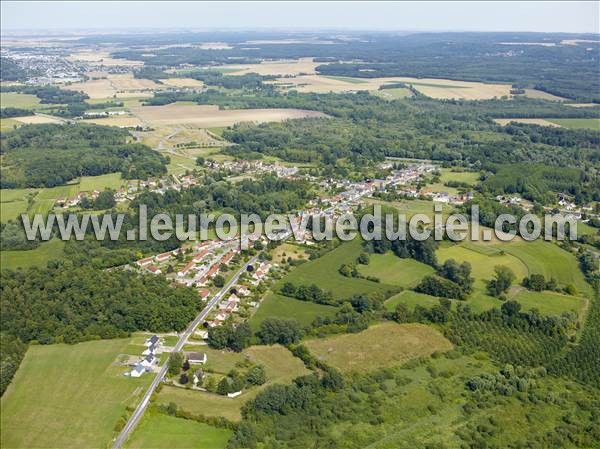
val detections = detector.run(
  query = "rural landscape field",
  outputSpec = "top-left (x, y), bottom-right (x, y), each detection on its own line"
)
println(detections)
top-left (0, 1), bottom-right (599, 449)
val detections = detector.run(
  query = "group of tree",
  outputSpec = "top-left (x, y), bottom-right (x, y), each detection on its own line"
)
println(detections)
top-left (279, 282), bottom-right (336, 305)
top-left (486, 265), bottom-right (516, 298)
top-left (207, 322), bottom-right (252, 352)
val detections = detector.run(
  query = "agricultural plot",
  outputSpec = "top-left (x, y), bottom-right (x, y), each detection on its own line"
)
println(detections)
top-left (514, 290), bottom-right (586, 317)
top-left (494, 118), bottom-right (562, 127)
top-left (0, 118), bottom-right (21, 132)
top-left (249, 293), bottom-right (338, 329)
top-left (358, 252), bottom-right (435, 288)
top-left (0, 200), bottom-right (28, 222)
top-left (279, 239), bottom-right (397, 300)
top-left (62, 74), bottom-right (163, 100)
top-left (81, 115), bottom-right (144, 128)
top-left (157, 345), bottom-right (309, 421)
top-left (1, 338), bottom-right (153, 449)
top-left (124, 410), bottom-right (231, 449)
top-left (522, 88), bottom-right (568, 101)
top-left (12, 114), bottom-right (64, 124)
top-left (79, 172), bottom-right (125, 191)
top-left (304, 322), bottom-right (453, 373)
top-left (0, 237), bottom-right (62, 270)
top-left (368, 198), bottom-right (454, 220)
top-left (545, 118), bottom-right (600, 130)
top-left (384, 290), bottom-right (441, 311)
top-left (159, 78), bottom-right (204, 88)
top-left (67, 50), bottom-right (143, 67)
top-left (374, 87), bottom-right (413, 100)
top-left (130, 103), bottom-right (327, 128)
top-left (215, 57), bottom-right (320, 76)
top-left (0, 92), bottom-right (40, 108)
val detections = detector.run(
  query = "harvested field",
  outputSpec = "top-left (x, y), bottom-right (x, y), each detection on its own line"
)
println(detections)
top-left (12, 114), bottom-right (63, 124)
top-left (67, 50), bottom-right (143, 67)
top-left (565, 103), bottom-right (600, 108)
top-left (130, 104), bottom-right (327, 127)
top-left (62, 74), bottom-right (164, 99)
top-left (215, 57), bottom-right (320, 76)
top-left (494, 118), bottom-right (562, 127)
top-left (80, 116), bottom-right (144, 128)
top-left (62, 79), bottom-right (116, 99)
top-left (305, 322), bottom-right (453, 373)
top-left (522, 89), bottom-right (567, 101)
top-left (159, 78), bottom-right (204, 88)
top-left (273, 74), bottom-right (512, 99)
top-left (0, 92), bottom-right (40, 108)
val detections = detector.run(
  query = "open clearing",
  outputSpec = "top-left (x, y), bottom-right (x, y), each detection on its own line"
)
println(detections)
top-left (81, 115), bottom-right (144, 127)
top-left (385, 290), bottom-right (441, 311)
top-left (125, 409), bottom-right (231, 449)
top-left (0, 200), bottom-right (28, 222)
top-left (0, 92), bottom-right (40, 108)
top-left (279, 239), bottom-right (397, 300)
top-left (67, 50), bottom-right (144, 67)
top-left (159, 78), bottom-right (204, 88)
top-left (130, 103), bottom-right (327, 127)
top-left (304, 322), bottom-right (453, 373)
top-left (214, 57), bottom-right (320, 76)
top-left (1, 338), bottom-right (152, 449)
top-left (11, 114), bottom-right (64, 124)
top-left (358, 252), bottom-right (435, 288)
top-left (494, 118), bottom-right (562, 127)
top-left (545, 118), bottom-right (600, 130)
top-left (157, 345), bottom-right (309, 421)
top-left (521, 89), bottom-right (567, 101)
top-left (249, 292), bottom-right (339, 329)
top-left (1, 239), bottom-right (66, 270)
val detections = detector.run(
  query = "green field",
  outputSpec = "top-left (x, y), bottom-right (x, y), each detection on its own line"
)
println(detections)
top-left (0, 118), bottom-right (21, 132)
top-left (358, 252), bottom-right (435, 287)
top-left (1, 338), bottom-right (152, 449)
top-left (0, 238), bottom-right (66, 270)
top-left (79, 172), bottom-right (124, 191)
top-left (28, 198), bottom-right (55, 217)
top-left (278, 239), bottom-right (397, 300)
top-left (0, 92), bottom-right (40, 109)
top-left (304, 322), bottom-right (453, 373)
top-left (36, 184), bottom-right (79, 200)
top-left (157, 345), bottom-right (309, 421)
top-left (546, 118), bottom-right (600, 130)
top-left (125, 409), bottom-right (232, 449)
top-left (369, 198), bottom-right (455, 220)
top-left (384, 290), bottom-right (441, 311)
top-left (0, 200), bottom-right (28, 222)
top-left (514, 289), bottom-right (586, 316)
top-left (0, 188), bottom-right (37, 203)
top-left (249, 293), bottom-right (338, 329)
top-left (439, 168), bottom-right (480, 186)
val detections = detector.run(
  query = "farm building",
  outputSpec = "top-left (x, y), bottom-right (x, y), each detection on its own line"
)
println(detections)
top-left (187, 352), bottom-right (207, 364)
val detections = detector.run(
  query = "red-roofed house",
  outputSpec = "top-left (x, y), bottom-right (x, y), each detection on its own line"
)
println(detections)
top-left (136, 257), bottom-right (154, 267)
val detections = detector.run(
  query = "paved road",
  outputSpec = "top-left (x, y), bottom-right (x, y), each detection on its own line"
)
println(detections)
top-left (111, 254), bottom-right (259, 449)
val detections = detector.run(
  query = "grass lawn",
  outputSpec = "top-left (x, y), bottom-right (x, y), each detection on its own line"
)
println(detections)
top-left (438, 169), bottom-right (480, 186)
top-left (0, 199), bottom-right (28, 222)
top-left (249, 293), bottom-right (338, 330)
top-left (36, 184), bottom-right (79, 200)
top-left (157, 345), bottom-right (308, 421)
top-left (546, 118), bottom-right (600, 130)
top-left (375, 87), bottom-right (413, 100)
top-left (279, 239), bottom-right (397, 300)
top-left (358, 252), bottom-right (435, 288)
top-left (28, 198), bottom-right (55, 217)
top-left (79, 173), bottom-right (124, 191)
top-left (0, 238), bottom-right (65, 270)
top-left (1, 338), bottom-right (153, 449)
top-left (304, 322), bottom-right (453, 373)
top-left (0, 92), bottom-right (40, 109)
top-left (0, 188), bottom-right (37, 203)
top-left (125, 409), bottom-right (232, 449)
top-left (514, 289), bottom-right (586, 316)
top-left (384, 290), bottom-right (441, 311)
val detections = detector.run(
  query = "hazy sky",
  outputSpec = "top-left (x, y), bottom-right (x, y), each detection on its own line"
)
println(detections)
top-left (2, 1), bottom-right (599, 34)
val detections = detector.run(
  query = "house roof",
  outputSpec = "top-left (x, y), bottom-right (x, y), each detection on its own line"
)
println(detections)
top-left (187, 352), bottom-right (206, 361)
top-left (147, 335), bottom-right (159, 344)
top-left (144, 354), bottom-right (155, 362)
top-left (133, 364), bottom-right (145, 373)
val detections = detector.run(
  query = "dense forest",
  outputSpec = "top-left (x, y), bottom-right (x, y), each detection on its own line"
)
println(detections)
top-left (0, 124), bottom-right (168, 188)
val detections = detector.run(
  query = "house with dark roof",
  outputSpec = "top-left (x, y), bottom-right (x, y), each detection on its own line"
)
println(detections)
top-left (145, 335), bottom-right (159, 347)
top-left (187, 352), bottom-right (207, 364)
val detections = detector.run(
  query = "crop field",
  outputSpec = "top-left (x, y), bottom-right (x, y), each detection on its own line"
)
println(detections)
top-left (439, 169), bottom-right (480, 186)
top-left (157, 345), bottom-right (309, 421)
top-left (81, 115), bottom-right (144, 128)
top-left (273, 74), bottom-right (514, 99)
top-left (67, 50), bottom-right (144, 67)
top-left (124, 409), bottom-right (232, 449)
top-left (1, 338), bottom-right (153, 449)
top-left (129, 103), bottom-right (327, 127)
top-left (358, 252), bottom-right (435, 287)
top-left (279, 239), bottom-right (397, 300)
top-left (62, 74), bottom-right (163, 99)
top-left (0, 118), bottom-right (21, 131)
top-left (27, 198), bottom-right (55, 217)
top-left (134, 125), bottom-right (226, 150)
top-left (159, 77), bottom-right (204, 88)
top-left (0, 92), bottom-right (40, 108)
top-left (215, 57), bottom-right (320, 76)
top-left (374, 87), bottom-right (413, 100)
top-left (12, 114), bottom-right (63, 124)
top-left (304, 322), bottom-right (453, 373)
top-left (545, 118), bottom-right (600, 130)
top-left (494, 118), bottom-right (562, 127)
top-left (522, 88), bottom-right (568, 101)
top-left (249, 293), bottom-right (339, 329)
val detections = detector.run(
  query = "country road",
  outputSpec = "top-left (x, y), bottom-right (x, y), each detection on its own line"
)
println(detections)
top-left (111, 254), bottom-right (259, 449)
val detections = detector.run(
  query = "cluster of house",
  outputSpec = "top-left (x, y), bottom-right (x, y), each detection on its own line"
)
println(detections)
top-left (128, 335), bottom-right (161, 378)
top-left (82, 110), bottom-right (127, 119)
top-left (423, 190), bottom-right (474, 205)
top-left (206, 160), bottom-right (299, 179)
top-left (55, 190), bottom-right (101, 208)
top-left (4, 51), bottom-right (83, 84)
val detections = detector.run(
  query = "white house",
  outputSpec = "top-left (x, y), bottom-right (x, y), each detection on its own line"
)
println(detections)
top-left (130, 364), bottom-right (146, 378)
top-left (142, 344), bottom-right (157, 356)
top-left (145, 335), bottom-right (159, 347)
top-left (227, 391), bottom-right (242, 398)
top-left (141, 354), bottom-right (157, 367)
